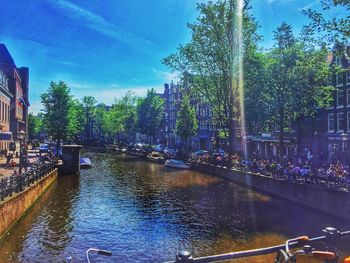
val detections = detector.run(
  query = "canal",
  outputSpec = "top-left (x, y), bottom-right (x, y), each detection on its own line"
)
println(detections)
top-left (0, 149), bottom-right (349, 262)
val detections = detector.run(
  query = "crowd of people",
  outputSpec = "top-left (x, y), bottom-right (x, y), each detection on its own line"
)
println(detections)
top-left (0, 141), bottom-right (57, 176)
top-left (190, 151), bottom-right (350, 190)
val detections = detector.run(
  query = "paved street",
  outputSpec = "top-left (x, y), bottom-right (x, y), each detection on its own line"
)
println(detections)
top-left (0, 151), bottom-right (41, 178)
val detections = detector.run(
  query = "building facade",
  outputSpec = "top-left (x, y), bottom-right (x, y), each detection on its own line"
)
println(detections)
top-left (162, 82), bottom-right (220, 151)
top-left (0, 68), bottom-right (13, 150)
top-left (319, 45), bottom-right (350, 164)
top-left (0, 43), bottom-right (30, 142)
top-left (246, 45), bottom-right (350, 164)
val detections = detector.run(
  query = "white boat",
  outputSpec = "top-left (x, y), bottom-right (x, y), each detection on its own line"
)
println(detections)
top-left (147, 151), bottom-right (165, 163)
top-left (80, 158), bottom-right (92, 168)
top-left (164, 159), bottom-right (190, 169)
top-left (105, 144), bottom-right (115, 150)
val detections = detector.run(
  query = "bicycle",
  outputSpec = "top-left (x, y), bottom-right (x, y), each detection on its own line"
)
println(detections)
top-left (170, 227), bottom-right (350, 263)
top-left (65, 248), bottom-right (112, 263)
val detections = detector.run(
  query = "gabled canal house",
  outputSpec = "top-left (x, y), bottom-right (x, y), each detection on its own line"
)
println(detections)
top-left (0, 43), bottom-right (30, 145)
top-left (316, 45), bottom-right (350, 163)
top-left (162, 80), bottom-right (225, 151)
top-left (0, 68), bottom-right (13, 151)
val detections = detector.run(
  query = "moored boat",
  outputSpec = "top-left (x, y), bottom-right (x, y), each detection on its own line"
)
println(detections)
top-left (147, 151), bottom-right (165, 163)
top-left (164, 159), bottom-right (190, 169)
top-left (80, 157), bottom-right (92, 168)
top-left (105, 144), bottom-right (115, 150)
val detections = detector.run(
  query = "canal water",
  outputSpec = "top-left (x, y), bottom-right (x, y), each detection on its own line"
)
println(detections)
top-left (0, 149), bottom-right (349, 262)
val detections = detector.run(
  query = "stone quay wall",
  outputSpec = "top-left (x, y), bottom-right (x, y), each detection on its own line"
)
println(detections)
top-left (0, 169), bottom-right (58, 239)
top-left (192, 162), bottom-right (350, 220)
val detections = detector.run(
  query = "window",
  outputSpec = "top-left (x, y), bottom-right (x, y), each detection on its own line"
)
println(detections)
top-left (328, 113), bottom-right (334, 132)
top-left (347, 71), bottom-right (350, 84)
top-left (336, 73), bottom-right (343, 86)
top-left (348, 112), bottom-right (350, 131)
top-left (347, 89), bottom-right (350, 106)
top-left (337, 112), bottom-right (344, 131)
top-left (335, 55), bottom-right (341, 65)
top-left (337, 90), bottom-right (344, 107)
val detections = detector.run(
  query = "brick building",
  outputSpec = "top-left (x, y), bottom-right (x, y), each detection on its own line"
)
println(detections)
top-left (162, 81), bottom-right (221, 151)
top-left (316, 45), bottom-right (350, 164)
top-left (0, 68), bottom-right (13, 150)
top-left (247, 45), bottom-right (350, 164)
top-left (0, 43), bottom-right (30, 142)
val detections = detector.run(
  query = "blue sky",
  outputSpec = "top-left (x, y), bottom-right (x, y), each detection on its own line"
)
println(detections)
top-left (0, 0), bottom-right (336, 113)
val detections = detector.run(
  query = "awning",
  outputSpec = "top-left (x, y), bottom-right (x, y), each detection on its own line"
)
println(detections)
top-left (19, 98), bottom-right (28, 107)
top-left (0, 132), bottom-right (13, 141)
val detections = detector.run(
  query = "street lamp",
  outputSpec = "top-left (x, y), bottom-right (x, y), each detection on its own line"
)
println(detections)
top-left (17, 130), bottom-right (26, 174)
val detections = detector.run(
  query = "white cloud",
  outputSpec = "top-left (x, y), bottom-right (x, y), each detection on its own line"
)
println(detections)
top-left (151, 68), bottom-right (180, 83)
top-left (29, 83), bottom-right (163, 114)
top-left (299, 0), bottom-right (319, 11)
top-left (45, 0), bottom-right (155, 54)
top-left (267, 0), bottom-right (295, 5)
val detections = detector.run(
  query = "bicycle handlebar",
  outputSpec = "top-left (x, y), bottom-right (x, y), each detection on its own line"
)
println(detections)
top-left (167, 228), bottom-right (350, 263)
top-left (97, 249), bottom-right (112, 256)
top-left (86, 248), bottom-right (112, 263)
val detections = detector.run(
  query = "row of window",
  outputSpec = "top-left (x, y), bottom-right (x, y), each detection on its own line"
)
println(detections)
top-left (336, 71), bottom-right (350, 86)
top-left (196, 106), bottom-right (213, 117)
top-left (199, 120), bottom-right (216, 131)
top-left (0, 71), bottom-right (8, 90)
top-left (328, 112), bottom-right (350, 132)
top-left (0, 101), bottom-right (10, 123)
top-left (169, 111), bottom-right (176, 120)
top-left (335, 88), bottom-right (350, 107)
top-left (168, 93), bottom-right (182, 102)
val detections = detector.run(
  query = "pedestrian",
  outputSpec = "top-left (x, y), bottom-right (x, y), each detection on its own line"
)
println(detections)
top-left (6, 153), bottom-right (11, 167)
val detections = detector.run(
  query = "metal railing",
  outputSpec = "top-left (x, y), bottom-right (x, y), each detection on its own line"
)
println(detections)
top-left (192, 160), bottom-right (350, 192)
top-left (0, 160), bottom-right (56, 201)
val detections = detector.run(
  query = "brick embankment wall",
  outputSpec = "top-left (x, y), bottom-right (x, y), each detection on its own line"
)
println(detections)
top-left (0, 169), bottom-right (58, 239)
top-left (192, 163), bottom-right (350, 220)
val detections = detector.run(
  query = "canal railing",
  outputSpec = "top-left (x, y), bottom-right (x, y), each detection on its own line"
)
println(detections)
top-left (191, 161), bottom-right (350, 192)
top-left (0, 161), bottom-right (56, 201)
top-left (168, 227), bottom-right (350, 263)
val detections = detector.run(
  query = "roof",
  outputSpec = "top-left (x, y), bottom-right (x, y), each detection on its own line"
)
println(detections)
top-left (0, 44), bottom-right (16, 66)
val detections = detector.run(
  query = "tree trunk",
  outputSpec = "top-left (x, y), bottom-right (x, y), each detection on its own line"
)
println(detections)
top-left (56, 139), bottom-right (60, 157)
top-left (279, 113), bottom-right (284, 164)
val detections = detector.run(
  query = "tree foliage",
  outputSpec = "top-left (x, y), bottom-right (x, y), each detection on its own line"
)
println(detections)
top-left (41, 81), bottom-right (83, 146)
top-left (175, 94), bottom-right (198, 149)
top-left (302, 0), bottom-right (349, 45)
top-left (263, 22), bottom-right (333, 160)
top-left (136, 88), bottom-right (165, 140)
top-left (163, 0), bottom-right (259, 153)
top-left (107, 91), bottom-right (137, 137)
top-left (28, 113), bottom-right (42, 139)
top-left (81, 96), bottom-right (97, 140)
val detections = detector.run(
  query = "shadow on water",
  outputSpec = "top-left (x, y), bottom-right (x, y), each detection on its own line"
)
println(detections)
top-left (0, 174), bottom-right (80, 262)
top-left (0, 149), bottom-right (349, 262)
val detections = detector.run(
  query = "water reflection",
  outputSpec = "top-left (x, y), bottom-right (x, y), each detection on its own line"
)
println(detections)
top-left (0, 149), bottom-right (348, 262)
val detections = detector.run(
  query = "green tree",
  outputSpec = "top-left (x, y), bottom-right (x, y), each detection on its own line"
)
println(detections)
top-left (81, 96), bottom-right (97, 141)
top-left (106, 91), bottom-right (137, 142)
top-left (28, 113), bottom-right (42, 139)
top-left (266, 22), bottom-right (333, 161)
top-left (302, 0), bottom-right (349, 45)
top-left (68, 99), bottom-right (85, 141)
top-left (94, 104), bottom-right (111, 140)
top-left (41, 81), bottom-right (81, 151)
top-left (136, 88), bottom-right (165, 143)
top-left (163, 0), bottom-right (259, 154)
top-left (175, 94), bottom-right (198, 152)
